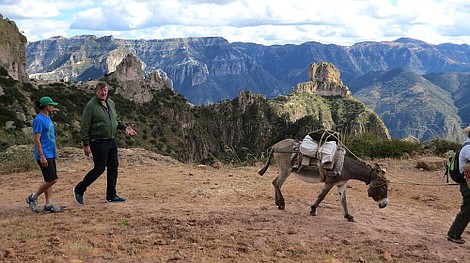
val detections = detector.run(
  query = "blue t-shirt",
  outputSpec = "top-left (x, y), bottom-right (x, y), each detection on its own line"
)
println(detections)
top-left (33, 113), bottom-right (56, 160)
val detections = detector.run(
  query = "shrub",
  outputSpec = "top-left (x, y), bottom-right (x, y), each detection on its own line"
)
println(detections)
top-left (0, 131), bottom-right (31, 151)
top-left (344, 133), bottom-right (421, 158)
top-left (425, 139), bottom-right (461, 156)
top-left (0, 145), bottom-right (36, 174)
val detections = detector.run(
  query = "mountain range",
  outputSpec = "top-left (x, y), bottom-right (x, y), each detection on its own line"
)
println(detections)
top-left (24, 35), bottom-right (470, 141)
top-left (1, 15), bottom-right (391, 164)
top-left (26, 36), bottom-right (470, 104)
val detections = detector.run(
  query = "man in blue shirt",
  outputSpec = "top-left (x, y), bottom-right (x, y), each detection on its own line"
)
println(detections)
top-left (26, 96), bottom-right (64, 213)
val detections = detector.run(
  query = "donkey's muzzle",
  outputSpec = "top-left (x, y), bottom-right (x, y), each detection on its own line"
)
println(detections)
top-left (378, 198), bottom-right (388, 208)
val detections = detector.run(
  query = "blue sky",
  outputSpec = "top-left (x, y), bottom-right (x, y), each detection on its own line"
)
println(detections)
top-left (2, 0), bottom-right (470, 46)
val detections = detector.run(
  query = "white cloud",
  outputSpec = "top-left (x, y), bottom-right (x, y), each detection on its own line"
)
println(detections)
top-left (13, 19), bottom-right (70, 41)
top-left (3, 0), bottom-right (470, 45)
top-left (0, 0), bottom-right (60, 19)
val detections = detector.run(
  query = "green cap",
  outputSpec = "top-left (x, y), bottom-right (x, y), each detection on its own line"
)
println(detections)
top-left (39, 96), bottom-right (58, 106)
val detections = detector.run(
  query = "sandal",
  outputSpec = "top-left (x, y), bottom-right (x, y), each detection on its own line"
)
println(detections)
top-left (447, 236), bottom-right (465, 244)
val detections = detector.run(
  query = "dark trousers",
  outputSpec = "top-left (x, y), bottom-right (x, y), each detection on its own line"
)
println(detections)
top-left (75, 139), bottom-right (119, 200)
top-left (448, 182), bottom-right (470, 239)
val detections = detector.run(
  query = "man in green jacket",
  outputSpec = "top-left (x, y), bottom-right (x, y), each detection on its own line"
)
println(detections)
top-left (73, 82), bottom-right (137, 204)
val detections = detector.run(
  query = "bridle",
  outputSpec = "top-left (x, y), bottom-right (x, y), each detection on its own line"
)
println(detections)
top-left (367, 166), bottom-right (388, 188)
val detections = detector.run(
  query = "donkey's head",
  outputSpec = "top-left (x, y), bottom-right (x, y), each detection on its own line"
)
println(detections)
top-left (367, 163), bottom-right (389, 208)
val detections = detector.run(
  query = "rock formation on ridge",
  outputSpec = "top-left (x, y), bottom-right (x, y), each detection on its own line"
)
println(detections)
top-left (295, 62), bottom-right (352, 98)
top-left (106, 53), bottom-right (173, 105)
top-left (0, 14), bottom-right (28, 82)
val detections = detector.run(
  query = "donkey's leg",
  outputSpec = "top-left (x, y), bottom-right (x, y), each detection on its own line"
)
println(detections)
top-left (272, 169), bottom-right (290, 210)
top-left (310, 183), bottom-right (335, 216)
top-left (337, 183), bottom-right (355, 222)
top-left (271, 150), bottom-right (294, 210)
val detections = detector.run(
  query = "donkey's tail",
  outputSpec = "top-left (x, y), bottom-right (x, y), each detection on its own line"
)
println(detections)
top-left (258, 147), bottom-right (274, 176)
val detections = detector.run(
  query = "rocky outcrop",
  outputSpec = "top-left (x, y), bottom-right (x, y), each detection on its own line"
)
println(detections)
top-left (295, 62), bottom-right (352, 98)
top-left (307, 62), bottom-right (342, 83)
top-left (112, 53), bottom-right (152, 104)
top-left (0, 14), bottom-right (28, 82)
top-left (107, 53), bottom-right (173, 105)
top-left (114, 53), bottom-right (145, 82)
top-left (148, 69), bottom-right (173, 91)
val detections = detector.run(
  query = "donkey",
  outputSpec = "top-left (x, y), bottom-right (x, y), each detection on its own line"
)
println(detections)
top-left (258, 139), bottom-right (389, 222)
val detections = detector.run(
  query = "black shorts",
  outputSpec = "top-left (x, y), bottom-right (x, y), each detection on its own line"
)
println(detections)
top-left (36, 158), bottom-right (58, 182)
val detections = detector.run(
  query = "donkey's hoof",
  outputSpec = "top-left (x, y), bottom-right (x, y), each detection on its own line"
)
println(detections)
top-left (309, 210), bottom-right (317, 216)
top-left (345, 215), bottom-right (355, 222)
top-left (277, 205), bottom-right (285, 210)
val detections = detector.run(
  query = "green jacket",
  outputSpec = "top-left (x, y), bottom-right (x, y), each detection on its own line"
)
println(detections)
top-left (80, 96), bottom-right (127, 145)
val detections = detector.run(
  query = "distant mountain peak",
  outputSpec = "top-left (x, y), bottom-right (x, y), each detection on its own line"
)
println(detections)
top-left (393, 37), bottom-right (431, 46)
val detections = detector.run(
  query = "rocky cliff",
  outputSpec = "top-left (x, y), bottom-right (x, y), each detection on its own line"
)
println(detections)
top-left (105, 53), bottom-right (174, 105)
top-left (27, 35), bottom-right (130, 82)
top-left (295, 62), bottom-right (352, 98)
top-left (112, 53), bottom-right (154, 104)
top-left (0, 14), bottom-right (28, 82)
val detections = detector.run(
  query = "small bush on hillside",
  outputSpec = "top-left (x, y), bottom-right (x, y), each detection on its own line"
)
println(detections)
top-left (0, 131), bottom-right (31, 151)
top-left (344, 133), bottom-right (421, 158)
top-left (425, 139), bottom-right (461, 156)
top-left (0, 145), bottom-right (36, 174)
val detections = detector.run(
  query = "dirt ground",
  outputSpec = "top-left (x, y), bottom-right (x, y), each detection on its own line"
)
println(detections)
top-left (0, 147), bottom-right (468, 263)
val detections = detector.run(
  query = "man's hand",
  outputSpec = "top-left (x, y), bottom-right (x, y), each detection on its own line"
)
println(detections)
top-left (40, 155), bottom-right (48, 167)
top-left (83, 145), bottom-right (91, 157)
top-left (125, 126), bottom-right (137, 136)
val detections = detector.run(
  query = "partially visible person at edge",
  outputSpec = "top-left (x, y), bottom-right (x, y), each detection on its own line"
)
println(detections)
top-left (447, 125), bottom-right (470, 244)
top-left (26, 96), bottom-right (64, 213)
top-left (73, 82), bottom-right (137, 205)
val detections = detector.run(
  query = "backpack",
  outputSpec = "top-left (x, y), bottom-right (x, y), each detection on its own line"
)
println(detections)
top-left (446, 142), bottom-right (470, 184)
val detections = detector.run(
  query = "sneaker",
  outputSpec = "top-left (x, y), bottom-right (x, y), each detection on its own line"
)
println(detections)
top-left (44, 204), bottom-right (64, 213)
top-left (25, 194), bottom-right (39, 213)
top-left (73, 187), bottom-right (84, 205)
top-left (447, 236), bottom-right (465, 244)
top-left (107, 196), bottom-right (126, 203)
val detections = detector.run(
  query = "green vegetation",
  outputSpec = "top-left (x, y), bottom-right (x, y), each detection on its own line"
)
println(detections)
top-left (425, 138), bottom-right (461, 155)
top-left (0, 144), bottom-right (36, 174)
top-left (118, 220), bottom-right (130, 227)
top-left (344, 132), bottom-right (421, 158)
top-left (1, 68), bottom-right (462, 174)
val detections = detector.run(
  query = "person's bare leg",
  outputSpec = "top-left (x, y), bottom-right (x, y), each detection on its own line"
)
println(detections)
top-left (44, 186), bottom-right (53, 205)
top-left (32, 180), bottom-right (56, 199)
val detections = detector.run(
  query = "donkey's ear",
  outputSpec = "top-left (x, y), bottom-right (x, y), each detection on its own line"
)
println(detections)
top-left (374, 163), bottom-right (386, 173)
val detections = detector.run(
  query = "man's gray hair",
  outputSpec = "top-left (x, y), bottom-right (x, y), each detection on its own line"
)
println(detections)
top-left (96, 82), bottom-right (108, 90)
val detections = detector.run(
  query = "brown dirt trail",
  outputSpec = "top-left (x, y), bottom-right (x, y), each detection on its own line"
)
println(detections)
top-left (0, 148), bottom-right (468, 262)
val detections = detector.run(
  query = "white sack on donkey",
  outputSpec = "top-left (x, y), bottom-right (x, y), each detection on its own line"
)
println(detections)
top-left (299, 134), bottom-right (338, 168)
